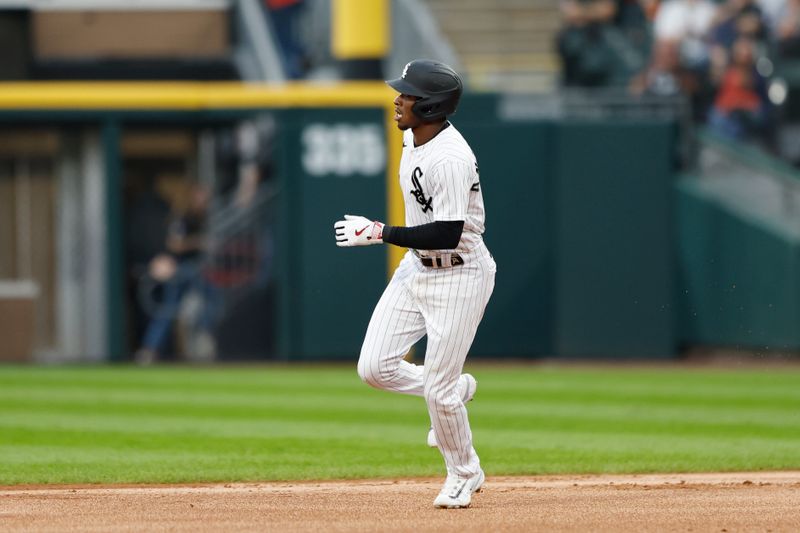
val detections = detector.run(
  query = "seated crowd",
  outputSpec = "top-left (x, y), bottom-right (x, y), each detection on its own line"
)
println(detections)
top-left (558, 0), bottom-right (800, 149)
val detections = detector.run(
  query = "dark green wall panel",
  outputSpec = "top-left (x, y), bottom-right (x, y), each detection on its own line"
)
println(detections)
top-left (457, 121), bottom-right (553, 357)
top-left (277, 108), bottom-right (388, 360)
top-left (553, 121), bottom-right (676, 357)
top-left (676, 179), bottom-right (800, 348)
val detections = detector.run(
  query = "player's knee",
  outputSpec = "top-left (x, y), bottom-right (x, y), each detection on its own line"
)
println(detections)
top-left (356, 356), bottom-right (382, 388)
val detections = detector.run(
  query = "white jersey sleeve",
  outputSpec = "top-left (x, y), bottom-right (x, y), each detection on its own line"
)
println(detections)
top-left (430, 160), bottom-right (473, 222)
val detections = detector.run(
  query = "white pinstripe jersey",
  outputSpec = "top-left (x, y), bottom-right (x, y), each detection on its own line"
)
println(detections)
top-left (399, 123), bottom-right (485, 253)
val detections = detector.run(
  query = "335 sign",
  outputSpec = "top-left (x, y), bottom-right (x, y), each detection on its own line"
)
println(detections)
top-left (301, 124), bottom-right (386, 177)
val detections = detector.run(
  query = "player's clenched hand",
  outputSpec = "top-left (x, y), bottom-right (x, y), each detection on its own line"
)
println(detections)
top-left (334, 214), bottom-right (384, 247)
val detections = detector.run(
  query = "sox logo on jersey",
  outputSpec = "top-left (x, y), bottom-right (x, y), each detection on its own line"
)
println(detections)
top-left (410, 167), bottom-right (433, 213)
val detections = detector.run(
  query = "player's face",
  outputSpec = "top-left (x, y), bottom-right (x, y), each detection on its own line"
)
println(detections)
top-left (393, 93), bottom-right (422, 131)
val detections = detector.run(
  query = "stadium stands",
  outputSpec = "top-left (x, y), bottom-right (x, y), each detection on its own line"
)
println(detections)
top-left (426, 0), bottom-right (562, 92)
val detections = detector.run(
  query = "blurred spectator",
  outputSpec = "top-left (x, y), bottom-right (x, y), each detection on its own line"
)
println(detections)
top-left (629, 39), bottom-right (685, 95)
top-left (709, 0), bottom-right (769, 66)
top-left (653, 0), bottom-right (716, 52)
top-left (654, 0), bottom-right (716, 77)
top-left (758, 0), bottom-right (786, 36)
top-left (615, 0), bottom-right (650, 37)
top-left (134, 183), bottom-right (218, 365)
top-left (777, 0), bottom-right (800, 56)
top-left (706, 0), bottom-right (771, 119)
top-left (557, 0), bottom-right (619, 86)
top-left (264, 0), bottom-right (308, 79)
top-left (125, 174), bottom-right (170, 352)
top-left (614, 0), bottom-right (652, 61)
top-left (639, 0), bottom-right (663, 21)
top-left (630, 0), bottom-right (717, 116)
top-left (707, 37), bottom-right (772, 142)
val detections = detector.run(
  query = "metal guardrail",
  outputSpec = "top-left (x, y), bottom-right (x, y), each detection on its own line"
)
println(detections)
top-left (498, 89), bottom-right (695, 168)
top-left (386, 0), bottom-right (463, 82)
top-left (498, 90), bottom-right (690, 121)
top-left (137, 185), bottom-right (277, 324)
top-left (697, 131), bottom-right (800, 218)
top-left (232, 0), bottom-right (286, 82)
top-left (205, 184), bottom-right (277, 309)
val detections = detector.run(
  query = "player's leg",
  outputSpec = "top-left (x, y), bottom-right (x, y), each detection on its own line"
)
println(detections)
top-left (357, 260), bottom-right (427, 396)
top-left (427, 373), bottom-right (476, 447)
top-left (423, 263), bottom-right (495, 478)
top-left (423, 334), bottom-right (480, 478)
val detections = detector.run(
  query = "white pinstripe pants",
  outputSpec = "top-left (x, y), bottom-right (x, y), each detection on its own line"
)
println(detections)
top-left (357, 241), bottom-right (495, 477)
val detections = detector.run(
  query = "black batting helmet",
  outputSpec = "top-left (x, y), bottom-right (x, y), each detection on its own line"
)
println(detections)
top-left (386, 59), bottom-right (463, 122)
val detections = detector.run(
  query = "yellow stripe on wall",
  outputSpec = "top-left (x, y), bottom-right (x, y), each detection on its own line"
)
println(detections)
top-left (0, 81), bottom-right (395, 109)
top-left (331, 0), bottom-right (389, 59)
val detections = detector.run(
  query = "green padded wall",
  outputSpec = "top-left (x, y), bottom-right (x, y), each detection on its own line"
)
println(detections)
top-left (553, 121), bottom-right (676, 358)
top-left (457, 121), bottom-right (554, 357)
top-left (276, 108), bottom-right (388, 360)
top-left (676, 178), bottom-right (800, 349)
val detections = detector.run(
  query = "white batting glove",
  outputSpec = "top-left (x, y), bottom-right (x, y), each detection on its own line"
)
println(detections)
top-left (334, 214), bottom-right (385, 247)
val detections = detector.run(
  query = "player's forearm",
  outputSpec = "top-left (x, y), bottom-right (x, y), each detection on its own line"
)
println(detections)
top-left (382, 220), bottom-right (464, 250)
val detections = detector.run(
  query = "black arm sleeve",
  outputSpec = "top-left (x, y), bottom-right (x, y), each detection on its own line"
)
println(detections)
top-left (382, 220), bottom-right (464, 250)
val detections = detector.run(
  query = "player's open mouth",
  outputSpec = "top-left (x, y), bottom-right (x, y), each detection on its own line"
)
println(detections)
top-left (394, 108), bottom-right (402, 121)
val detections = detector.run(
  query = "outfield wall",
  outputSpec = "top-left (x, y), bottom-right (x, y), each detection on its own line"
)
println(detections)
top-left (0, 82), bottom-right (697, 361)
top-left (676, 134), bottom-right (800, 351)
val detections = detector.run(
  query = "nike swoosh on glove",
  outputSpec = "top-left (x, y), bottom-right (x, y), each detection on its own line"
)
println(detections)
top-left (334, 214), bottom-right (385, 247)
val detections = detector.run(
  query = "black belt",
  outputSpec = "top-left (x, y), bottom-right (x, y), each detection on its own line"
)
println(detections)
top-left (418, 253), bottom-right (464, 268)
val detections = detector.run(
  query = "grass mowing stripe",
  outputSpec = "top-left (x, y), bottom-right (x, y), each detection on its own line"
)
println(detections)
top-left (0, 365), bottom-right (798, 484)
top-left (5, 372), bottom-right (799, 411)
top-left (3, 372), bottom-right (798, 410)
top-left (474, 400), bottom-right (800, 422)
top-left (0, 389), bottom-right (420, 415)
top-left (0, 365), bottom-right (359, 388)
top-left (0, 412), bottom-right (431, 442)
top-left (4, 391), bottom-right (797, 427)
top-left (0, 441), bottom-right (445, 484)
top-left (476, 373), bottom-right (800, 400)
top-left (4, 408), bottom-right (793, 449)
top-left (3, 419), bottom-right (796, 455)
top-left (2, 365), bottom-right (798, 388)
top-left (2, 409), bottom-right (796, 447)
top-left (2, 396), bottom-right (797, 441)
top-left (2, 368), bottom-right (799, 408)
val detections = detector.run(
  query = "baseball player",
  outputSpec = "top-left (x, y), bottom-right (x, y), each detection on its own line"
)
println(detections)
top-left (334, 59), bottom-right (496, 509)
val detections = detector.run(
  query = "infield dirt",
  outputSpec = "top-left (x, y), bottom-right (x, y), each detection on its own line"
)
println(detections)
top-left (2, 472), bottom-right (799, 532)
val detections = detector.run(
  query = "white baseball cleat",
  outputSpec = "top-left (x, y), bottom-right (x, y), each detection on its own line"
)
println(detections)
top-left (433, 468), bottom-right (485, 509)
top-left (426, 427), bottom-right (438, 448)
top-left (428, 373), bottom-right (477, 448)
top-left (460, 373), bottom-right (478, 403)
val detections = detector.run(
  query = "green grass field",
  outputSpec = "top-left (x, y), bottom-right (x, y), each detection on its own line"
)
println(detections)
top-left (0, 363), bottom-right (798, 485)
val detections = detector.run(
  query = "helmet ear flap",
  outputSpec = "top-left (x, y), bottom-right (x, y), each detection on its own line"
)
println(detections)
top-left (411, 99), bottom-right (445, 122)
top-left (412, 100), bottom-right (431, 117)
